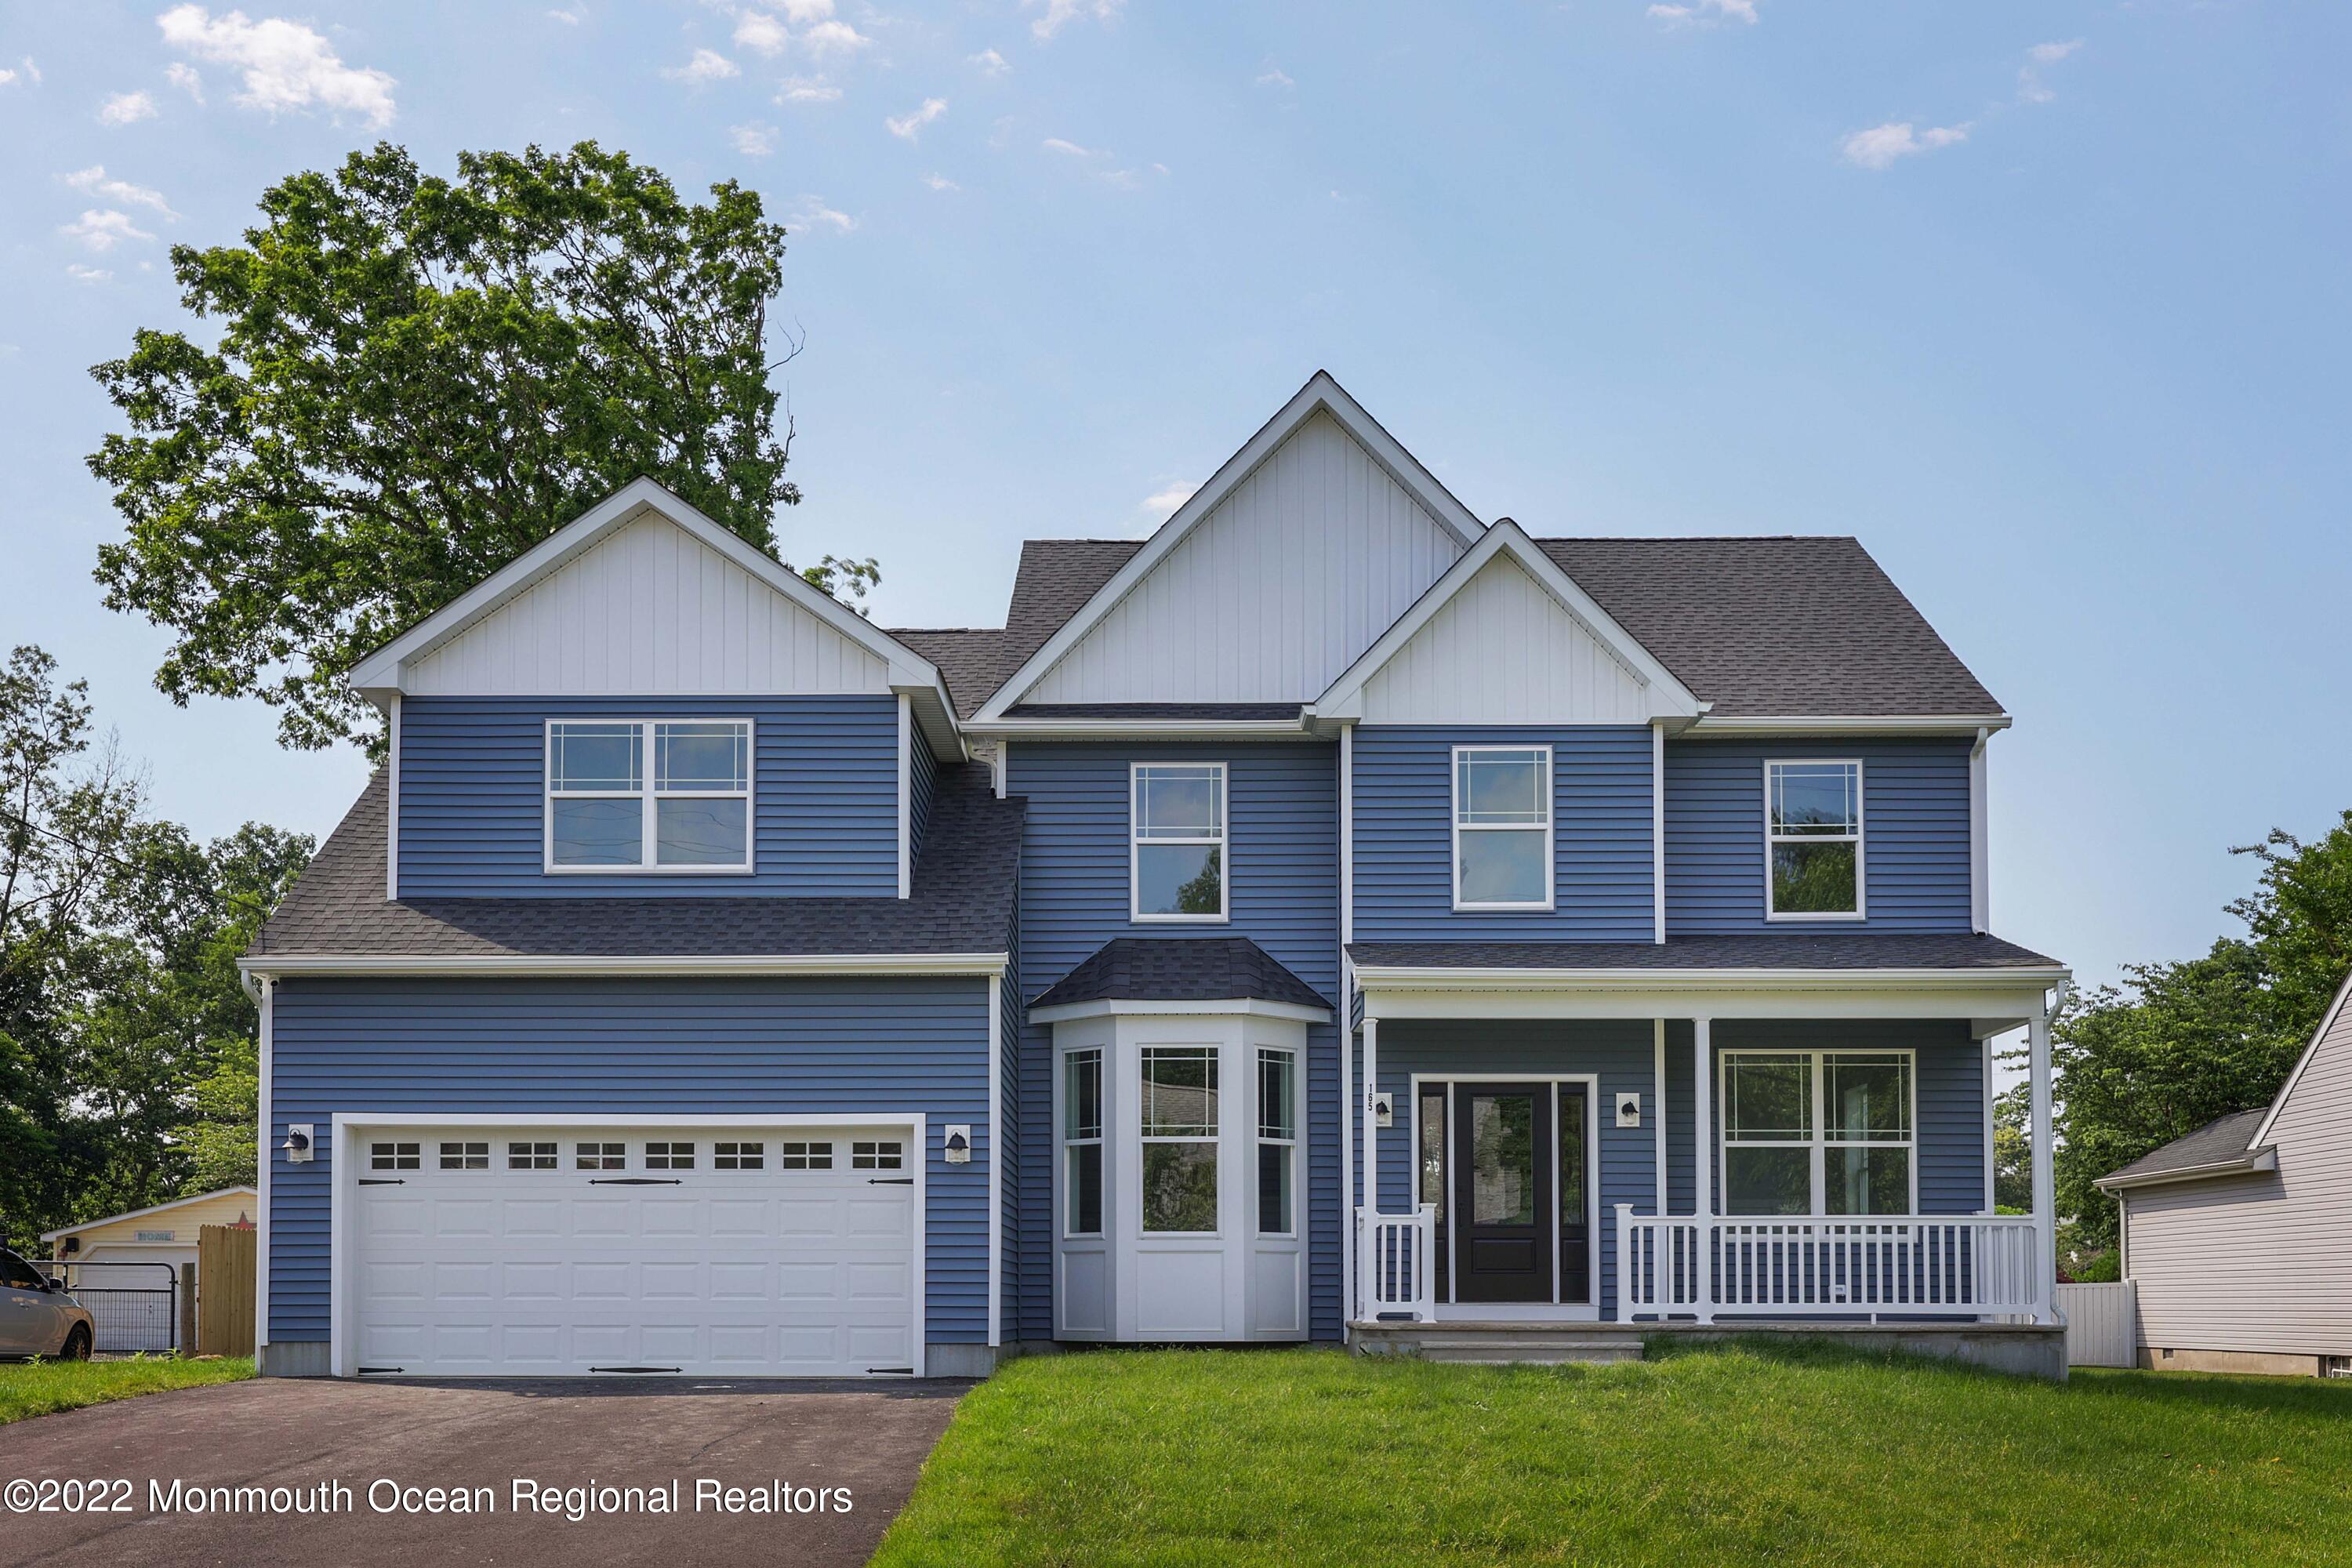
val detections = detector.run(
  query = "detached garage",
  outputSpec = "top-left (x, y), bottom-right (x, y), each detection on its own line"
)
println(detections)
top-left (334, 1118), bottom-right (925, 1378)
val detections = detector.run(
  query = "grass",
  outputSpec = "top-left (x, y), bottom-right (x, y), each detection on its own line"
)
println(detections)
top-left (873, 1340), bottom-right (2352, 1567)
top-left (0, 1356), bottom-right (253, 1425)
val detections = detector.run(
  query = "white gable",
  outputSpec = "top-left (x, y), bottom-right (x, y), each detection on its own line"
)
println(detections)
top-left (405, 510), bottom-right (892, 697)
top-left (1358, 552), bottom-right (1653, 724)
top-left (1028, 411), bottom-right (1466, 704)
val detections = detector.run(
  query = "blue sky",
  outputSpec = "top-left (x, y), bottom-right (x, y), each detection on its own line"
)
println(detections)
top-left (2, 1), bottom-right (2346, 994)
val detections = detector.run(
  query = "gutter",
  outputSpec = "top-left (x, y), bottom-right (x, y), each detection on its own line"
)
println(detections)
top-left (238, 951), bottom-right (1011, 981)
top-left (1349, 963), bottom-right (2071, 993)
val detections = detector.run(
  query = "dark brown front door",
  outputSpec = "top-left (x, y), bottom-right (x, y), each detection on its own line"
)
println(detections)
top-left (1450, 1083), bottom-right (1554, 1303)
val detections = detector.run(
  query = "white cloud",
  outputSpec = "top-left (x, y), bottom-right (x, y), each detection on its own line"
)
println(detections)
top-left (799, 20), bottom-right (869, 56)
top-left (2027, 38), bottom-right (2085, 65)
top-left (1142, 481), bottom-right (1198, 517)
top-left (62, 165), bottom-right (178, 217)
top-left (157, 5), bottom-right (397, 127)
top-left (886, 96), bottom-right (946, 140)
top-left (1840, 120), bottom-right (1969, 170)
top-left (2018, 38), bottom-right (2084, 104)
top-left (67, 263), bottom-right (114, 284)
top-left (0, 67), bottom-right (16, 88)
top-left (778, 74), bottom-right (840, 103)
top-left (922, 172), bottom-right (957, 191)
top-left (1255, 65), bottom-right (1294, 89)
top-left (780, 0), bottom-right (833, 18)
top-left (731, 122), bottom-right (779, 155)
top-left (1041, 136), bottom-right (1095, 157)
top-left (662, 48), bottom-right (739, 85)
top-left (99, 90), bottom-right (158, 125)
top-left (3, 56), bottom-right (41, 87)
top-left (733, 11), bottom-right (789, 56)
top-left (1027, 0), bottom-right (1123, 41)
top-left (165, 62), bottom-right (204, 101)
top-left (1648, 0), bottom-right (1757, 26)
top-left (61, 209), bottom-right (157, 251)
top-left (789, 195), bottom-right (857, 234)
top-left (968, 48), bottom-right (1010, 77)
top-left (546, 7), bottom-right (582, 23)
top-left (24, 56), bottom-right (41, 85)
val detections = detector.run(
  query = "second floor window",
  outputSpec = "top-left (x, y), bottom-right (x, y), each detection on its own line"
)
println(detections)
top-left (1131, 762), bottom-right (1226, 920)
top-left (1454, 746), bottom-right (1552, 909)
top-left (1766, 760), bottom-right (1863, 918)
top-left (547, 719), bottom-right (752, 872)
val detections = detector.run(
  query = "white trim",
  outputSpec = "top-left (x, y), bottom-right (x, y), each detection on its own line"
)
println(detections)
top-left (1338, 721), bottom-right (1356, 1330)
top-left (1651, 720), bottom-right (1667, 943)
top-left (1352, 964), bottom-right (2070, 994)
top-left (965, 719), bottom-right (1314, 742)
top-left (2094, 1146), bottom-right (2280, 1192)
top-left (975, 372), bottom-right (1485, 722)
top-left (1314, 521), bottom-right (1704, 723)
top-left (1982, 1033), bottom-right (1996, 1214)
top-left (542, 717), bottom-right (757, 876)
top-left (1692, 1015), bottom-right (1713, 1320)
top-left (994, 739), bottom-right (1009, 800)
top-left (1969, 727), bottom-right (1990, 933)
top-left (1450, 743), bottom-right (1555, 912)
top-left (1762, 757), bottom-right (1866, 922)
top-left (329, 1110), bottom-right (928, 1379)
top-left (40, 1186), bottom-right (259, 1243)
top-left (1653, 1019), bottom-right (1669, 1214)
top-left (898, 694), bottom-right (914, 899)
top-left (1410, 1070), bottom-right (1602, 1318)
top-left (1129, 760), bottom-right (1230, 924)
top-left (2245, 964), bottom-right (2352, 1152)
top-left (1028, 996), bottom-right (1332, 1026)
top-left (255, 977), bottom-right (273, 1361)
top-left (241, 952), bottom-right (1009, 979)
top-left (384, 694), bottom-right (402, 902)
top-left (1688, 714), bottom-right (2013, 737)
top-left (347, 478), bottom-right (949, 702)
top-left (986, 972), bottom-right (1002, 1347)
top-left (1716, 1047), bottom-right (1920, 1218)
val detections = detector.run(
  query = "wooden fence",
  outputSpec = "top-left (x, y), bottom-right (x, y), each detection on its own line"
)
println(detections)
top-left (196, 1224), bottom-right (256, 1357)
top-left (2056, 1281), bottom-right (2139, 1367)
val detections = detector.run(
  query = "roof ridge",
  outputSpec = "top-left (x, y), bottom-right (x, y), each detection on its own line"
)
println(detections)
top-left (1535, 534), bottom-right (1863, 544)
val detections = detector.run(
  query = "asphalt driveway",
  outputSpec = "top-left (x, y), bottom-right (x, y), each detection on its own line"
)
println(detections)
top-left (0, 1375), bottom-right (969, 1566)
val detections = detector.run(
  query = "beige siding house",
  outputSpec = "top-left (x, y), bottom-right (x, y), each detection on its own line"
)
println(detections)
top-left (2098, 971), bottom-right (2352, 1377)
top-left (40, 1187), bottom-right (258, 1272)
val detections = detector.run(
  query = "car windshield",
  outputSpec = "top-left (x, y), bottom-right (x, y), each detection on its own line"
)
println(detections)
top-left (0, 1250), bottom-right (46, 1289)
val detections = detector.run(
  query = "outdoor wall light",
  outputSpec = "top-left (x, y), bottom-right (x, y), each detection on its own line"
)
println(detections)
top-left (1615, 1093), bottom-right (1642, 1129)
top-left (943, 1124), bottom-right (972, 1163)
top-left (1372, 1092), bottom-right (1395, 1129)
top-left (282, 1123), bottom-right (314, 1163)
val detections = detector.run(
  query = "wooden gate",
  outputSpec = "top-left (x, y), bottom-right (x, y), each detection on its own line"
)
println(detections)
top-left (196, 1224), bottom-right (256, 1357)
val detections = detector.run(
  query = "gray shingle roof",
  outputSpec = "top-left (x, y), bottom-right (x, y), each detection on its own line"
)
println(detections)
top-left (891, 629), bottom-right (1009, 721)
top-left (1032, 937), bottom-right (1333, 1012)
top-left (1004, 703), bottom-right (1304, 721)
top-left (884, 539), bottom-right (1142, 719)
top-left (1346, 934), bottom-right (2061, 971)
top-left (2100, 1109), bottom-right (2270, 1185)
top-left (1536, 536), bottom-right (2001, 718)
top-left (249, 764), bottom-right (1024, 960)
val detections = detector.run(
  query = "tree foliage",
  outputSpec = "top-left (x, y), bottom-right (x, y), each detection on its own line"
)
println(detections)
top-left (89, 140), bottom-right (871, 752)
top-left (2053, 811), bottom-right (2352, 1249)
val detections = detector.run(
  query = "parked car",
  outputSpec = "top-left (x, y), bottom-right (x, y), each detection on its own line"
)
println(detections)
top-left (0, 1247), bottom-right (93, 1360)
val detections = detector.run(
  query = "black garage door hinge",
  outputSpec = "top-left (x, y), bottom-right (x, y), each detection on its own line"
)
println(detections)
top-left (589, 1177), bottom-right (684, 1185)
top-left (592, 1366), bottom-right (683, 1374)
top-left (866, 1367), bottom-right (915, 1375)
top-left (357, 1366), bottom-right (405, 1374)
top-left (358, 1178), bottom-right (405, 1186)
top-left (867, 1177), bottom-right (914, 1185)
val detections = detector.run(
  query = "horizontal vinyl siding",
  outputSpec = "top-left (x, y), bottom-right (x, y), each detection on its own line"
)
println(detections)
top-left (1664, 737), bottom-right (1973, 935)
top-left (1354, 727), bottom-right (1656, 942)
top-left (1010, 742), bottom-right (1341, 1341)
top-left (396, 695), bottom-right (899, 898)
top-left (1369, 1021), bottom-right (1660, 1318)
top-left (907, 705), bottom-right (938, 869)
top-left (266, 975), bottom-right (990, 1345)
top-left (2125, 1004), bottom-right (2352, 1357)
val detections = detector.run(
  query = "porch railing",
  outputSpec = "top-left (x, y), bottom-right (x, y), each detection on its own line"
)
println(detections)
top-left (1356, 1204), bottom-right (1437, 1322)
top-left (1615, 1207), bottom-right (2046, 1322)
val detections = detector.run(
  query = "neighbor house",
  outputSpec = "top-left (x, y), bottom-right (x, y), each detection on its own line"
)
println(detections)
top-left (40, 1187), bottom-right (256, 1272)
top-left (240, 372), bottom-right (2071, 1381)
top-left (2096, 968), bottom-right (2352, 1377)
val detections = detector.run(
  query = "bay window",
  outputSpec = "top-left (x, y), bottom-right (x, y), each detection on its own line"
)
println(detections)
top-left (547, 718), bottom-right (753, 871)
top-left (1722, 1050), bottom-right (1914, 1215)
top-left (1256, 1047), bottom-right (1297, 1235)
top-left (1140, 1046), bottom-right (1219, 1232)
top-left (1454, 746), bottom-right (1552, 909)
top-left (1064, 1047), bottom-right (1104, 1236)
top-left (1765, 760), bottom-right (1863, 918)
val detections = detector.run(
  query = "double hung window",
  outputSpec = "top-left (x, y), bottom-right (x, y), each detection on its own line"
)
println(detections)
top-left (548, 720), bottom-right (753, 871)
top-left (1765, 760), bottom-right (1863, 918)
top-left (1131, 764), bottom-right (1226, 920)
top-left (1453, 747), bottom-right (1552, 909)
top-left (1140, 1046), bottom-right (1219, 1232)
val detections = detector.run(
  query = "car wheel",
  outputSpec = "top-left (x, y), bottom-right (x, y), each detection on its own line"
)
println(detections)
top-left (58, 1325), bottom-right (92, 1362)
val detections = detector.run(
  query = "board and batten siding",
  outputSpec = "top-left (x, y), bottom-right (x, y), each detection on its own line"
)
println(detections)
top-left (1026, 412), bottom-right (1464, 704)
top-left (265, 975), bottom-right (993, 1347)
top-left (403, 513), bottom-right (892, 698)
top-left (1352, 726), bottom-right (1656, 942)
top-left (1664, 737), bottom-right (1973, 935)
top-left (2122, 999), bottom-right (2352, 1358)
top-left (1358, 554), bottom-right (1655, 724)
top-left (1008, 741), bottom-right (1343, 1341)
top-left (396, 695), bottom-right (899, 898)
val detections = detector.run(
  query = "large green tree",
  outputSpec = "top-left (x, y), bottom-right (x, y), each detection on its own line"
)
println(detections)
top-left (2053, 811), bottom-right (2352, 1248)
top-left (89, 140), bottom-right (869, 752)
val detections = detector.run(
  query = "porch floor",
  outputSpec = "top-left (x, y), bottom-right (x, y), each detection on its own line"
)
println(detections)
top-left (1351, 1319), bottom-right (2069, 1380)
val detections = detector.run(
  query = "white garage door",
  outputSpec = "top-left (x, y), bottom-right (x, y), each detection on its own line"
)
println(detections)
top-left (349, 1123), bottom-right (917, 1377)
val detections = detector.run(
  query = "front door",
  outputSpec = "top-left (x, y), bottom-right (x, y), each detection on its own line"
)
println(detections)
top-left (1450, 1084), bottom-right (1554, 1303)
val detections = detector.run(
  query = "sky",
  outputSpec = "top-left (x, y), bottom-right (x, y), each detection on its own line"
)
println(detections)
top-left (1, 0), bottom-right (2347, 1000)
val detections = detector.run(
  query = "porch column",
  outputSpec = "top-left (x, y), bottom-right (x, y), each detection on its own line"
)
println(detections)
top-left (1362, 1015), bottom-right (1380, 1215)
top-left (1691, 1014), bottom-right (1713, 1324)
top-left (2029, 1000), bottom-right (2056, 1325)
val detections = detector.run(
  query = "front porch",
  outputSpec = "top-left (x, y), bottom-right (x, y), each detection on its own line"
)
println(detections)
top-left (1342, 939), bottom-right (2069, 1370)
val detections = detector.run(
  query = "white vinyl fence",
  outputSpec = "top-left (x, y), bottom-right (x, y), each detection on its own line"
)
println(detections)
top-left (2056, 1281), bottom-right (2139, 1368)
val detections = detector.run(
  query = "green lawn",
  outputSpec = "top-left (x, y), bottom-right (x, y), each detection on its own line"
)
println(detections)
top-left (874, 1341), bottom-right (2352, 1567)
top-left (0, 1357), bottom-right (253, 1425)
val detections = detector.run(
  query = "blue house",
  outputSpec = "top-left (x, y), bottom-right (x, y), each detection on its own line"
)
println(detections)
top-left (242, 373), bottom-right (2069, 1380)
